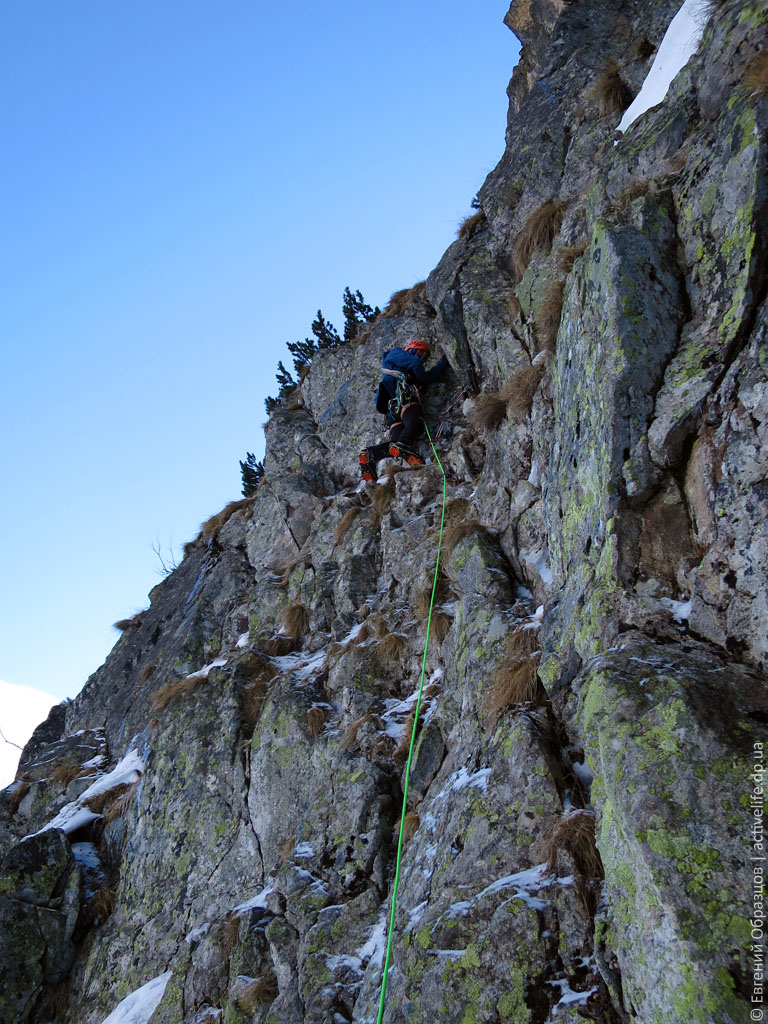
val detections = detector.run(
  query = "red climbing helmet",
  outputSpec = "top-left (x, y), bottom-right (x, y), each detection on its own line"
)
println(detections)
top-left (404, 338), bottom-right (430, 356)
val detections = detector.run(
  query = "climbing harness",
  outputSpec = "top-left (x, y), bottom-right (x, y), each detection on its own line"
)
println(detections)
top-left (375, 419), bottom-right (447, 1024)
top-left (381, 367), bottom-right (421, 419)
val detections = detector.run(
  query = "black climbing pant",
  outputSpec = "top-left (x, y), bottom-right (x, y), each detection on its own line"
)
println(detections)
top-left (367, 404), bottom-right (425, 461)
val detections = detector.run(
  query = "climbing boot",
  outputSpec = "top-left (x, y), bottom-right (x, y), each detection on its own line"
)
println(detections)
top-left (388, 442), bottom-right (424, 467)
top-left (359, 449), bottom-right (378, 482)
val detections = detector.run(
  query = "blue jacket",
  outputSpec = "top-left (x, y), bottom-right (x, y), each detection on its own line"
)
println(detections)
top-left (376, 349), bottom-right (448, 413)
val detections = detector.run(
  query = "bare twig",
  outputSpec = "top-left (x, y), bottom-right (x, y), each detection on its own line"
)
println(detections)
top-left (151, 534), bottom-right (180, 577)
top-left (0, 727), bottom-right (23, 751)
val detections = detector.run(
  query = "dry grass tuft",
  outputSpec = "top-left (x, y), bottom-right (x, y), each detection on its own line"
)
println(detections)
top-left (500, 363), bottom-right (547, 419)
top-left (270, 561), bottom-right (299, 589)
top-left (151, 673), bottom-right (206, 711)
top-left (556, 240), bottom-right (588, 275)
top-left (393, 712), bottom-right (418, 765)
top-left (237, 974), bottom-right (279, 1011)
top-left (283, 392), bottom-right (304, 412)
top-left (370, 474), bottom-right (397, 526)
top-left (370, 614), bottom-right (388, 640)
top-left (536, 279), bottom-right (566, 353)
top-left (282, 600), bottom-right (309, 639)
top-left (85, 783), bottom-right (133, 816)
top-left (6, 779), bottom-right (31, 814)
top-left (430, 609), bottom-right (453, 643)
top-left (90, 886), bottom-right (117, 924)
top-left (440, 519), bottom-right (486, 559)
top-left (139, 663), bottom-right (156, 683)
top-left (424, 680), bottom-right (442, 700)
top-left (335, 507), bottom-right (361, 546)
top-left (51, 757), bottom-right (86, 787)
top-left (243, 654), bottom-right (272, 684)
top-left (485, 655), bottom-right (541, 731)
top-left (468, 391), bottom-right (508, 431)
top-left (507, 623), bottom-right (542, 658)
top-left (103, 782), bottom-right (140, 824)
top-left (613, 179), bottom-right (651, 213)
top-left (413, 569), bottom-right (451, 621)
top-left (49, 978), bottom-right (71, 1020)
top-left (512, 201), bottom-right (565, 279)
top-left (591, 59), bottom-right (632, 117)
top-left (351, 326), bottom-right (373, 348)
top-left (744, 52), bottom-right (768, 96)
top-left (444, 497), bottom-right (471, 525)
top-left (220, 913), bottom-right (242, 956)
top-left (114, 613), bottom-right (143, 631)
top-left (200, 496), bottom-right (256, 545)
top-left (380, 281), bottom-right (427, 319)
top-left (264, 634), bottom-right (297, 657)
top-left (397, 812), bottom-right (421, 845)
top-left (306, 705), bottom-right (329, 740)
top-left (626, 35), bottom-right (656, 62)
top-left (350, 621), bottom-right (371, 647)
top-left (376, 631), bottom-right (409, 661)
top-left (343, 714), bottom-right (379, 750)
top-left (458, 209), bottom-right (486, 241)
top-left (545, 810), bottom-right (603, 879)
top-left (278, 838), bottom-right (296, 866)
top-left (357, 602), bottom-right (371, 620)
top-left (326, 640), bottom-right (344, 661)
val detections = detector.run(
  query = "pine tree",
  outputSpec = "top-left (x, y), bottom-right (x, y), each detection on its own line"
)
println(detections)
top-left (275, 360), bottom-right (297, 398)
top-left (265, 394), bottom-right (279, 414)
top-left (240, 452), bottom-right (265, 496)
top-left (287, 337), bottom-right (318, 377)
top-left (311, 310), bottom-right (341, 350)
top-left (342, 287), bottom-right (380, 342)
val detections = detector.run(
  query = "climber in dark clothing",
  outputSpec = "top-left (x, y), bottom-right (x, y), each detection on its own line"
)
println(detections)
top-left (359, 339), bottom-right (448, 482)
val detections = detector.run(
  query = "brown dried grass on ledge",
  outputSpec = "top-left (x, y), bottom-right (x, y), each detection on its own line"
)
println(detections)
top-left (500, 363), bottom-right (547, 419)
top-left (282, 600), bottom-right (309, 639)
top-left (429, 609), bottom-right (453, 643)
top-left (556, 240), bottom-right (588, 275)
top-left (114, 613), bottom-right (143, 631)
top-left (458, 209), bottom-right (486, 241)
top-left (545, 809), bottom-right (603, 880)
top-left (512, 200), bottom-right (565, 280)
top-left (151, 673), bottom-right (205, 712)
top-left (536, 279), bottom-right (565, 353)
top-left (468, 391), bottom-right (507, 431)
top-left (591, 59), bottom-right (632, 117)
top-left (376, 631), bottom-right (409, 661)
top-left (306, 705), bottom-right (329, 740)
top-left (743, 52), bottom-right (768, 96)
top-left (335, 506), bottom-right (361, 546)
top-left (237, 974), bottom-right (279, 1011)
top-left (380, 281), bottom-right (427, 319)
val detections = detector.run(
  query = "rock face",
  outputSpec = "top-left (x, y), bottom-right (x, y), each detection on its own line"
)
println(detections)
top-left (1, 2), bottom-right (766, 1022)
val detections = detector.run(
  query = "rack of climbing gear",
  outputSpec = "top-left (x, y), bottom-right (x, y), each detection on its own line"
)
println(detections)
top-left (381, 366), bottom-right (421, 418)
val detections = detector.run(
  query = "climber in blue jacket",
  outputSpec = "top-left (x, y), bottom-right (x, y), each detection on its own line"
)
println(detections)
top-left (359, 339), bottom-right (448, 482)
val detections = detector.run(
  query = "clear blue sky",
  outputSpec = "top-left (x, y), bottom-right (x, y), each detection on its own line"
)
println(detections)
top-left (0, 2), bottom-right (520, 707)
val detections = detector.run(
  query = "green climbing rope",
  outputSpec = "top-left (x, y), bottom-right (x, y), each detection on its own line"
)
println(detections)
top-left (375, 421), bottom-right (447, 1024)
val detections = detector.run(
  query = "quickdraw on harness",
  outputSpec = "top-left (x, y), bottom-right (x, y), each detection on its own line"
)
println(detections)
top-left (382, 366), bottom-right (421, 419)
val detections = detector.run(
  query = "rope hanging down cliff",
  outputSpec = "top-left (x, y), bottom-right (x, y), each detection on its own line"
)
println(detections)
top-left (376, 419), bottom-right (447, 1024)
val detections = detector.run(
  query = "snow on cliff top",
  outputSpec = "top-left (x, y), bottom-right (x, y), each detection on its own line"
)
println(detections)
top-left (617, 0), bottom-right (708, 134)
